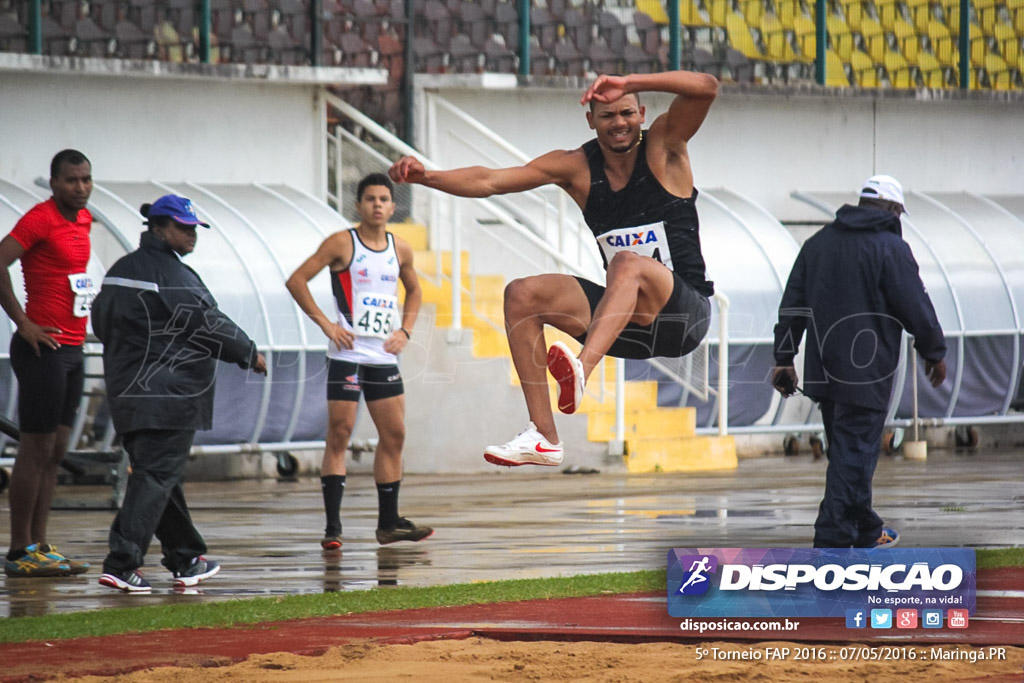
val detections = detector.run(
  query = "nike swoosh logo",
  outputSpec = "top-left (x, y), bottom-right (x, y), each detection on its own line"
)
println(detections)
top-left (535, 443), bottom-right (560, 453)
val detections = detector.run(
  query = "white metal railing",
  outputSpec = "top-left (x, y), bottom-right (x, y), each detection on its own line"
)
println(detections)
top-left (326, 92), bottom-right (731, 443)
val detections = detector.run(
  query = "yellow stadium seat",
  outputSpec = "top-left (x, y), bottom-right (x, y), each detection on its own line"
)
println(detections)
top-left (841, 0), bottom-right (866, 32)
top-left (636, 0), bottom-right (670, 24)
top-left (894, 18), bottom-right (920, 64)
top-left (794, 15), bottom-right (817, 59)
top-left (851, 48), bottom-right (881, 84)
top-left (761, 13), bottom-right (800, 61)
top-left (828, 14), bottom-right (856, 59)
top-left (917, 51), bottom-right (948, 86)
top-left (875, 0), bottom-right (900, 31)
top-left (708, 0), bottom-right (730, 27)
top-left (726, 11), bottom-right (766, 60)
top-left (859, 17), bottom-right (887, 62)
top-left (826, 48), bottom-right (851, 84)
top-left (777, 0), bottom-right (801, 30)
top-left (995, 23), bottom-right (1019, 64)
top-left (985, 52), bottom-right (1013, 88)
top-left (975, 0), bottom-right (999, 36)
top-left (884, 49), bottom-right (915, 86)
top-left (741, 0), bottom-right (765, 27)
top-left (682, 0), bottom-right (710, 27)
top-left (905, 0), bottom-right (932, 33)
top-left (928, 19), bottom-right (956, 67)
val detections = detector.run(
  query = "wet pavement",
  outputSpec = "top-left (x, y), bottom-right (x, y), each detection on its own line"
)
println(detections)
top-left (1, 448), bottom-right (1022, 619)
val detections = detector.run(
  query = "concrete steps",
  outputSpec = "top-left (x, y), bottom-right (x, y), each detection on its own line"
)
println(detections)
top-left (396, 224), bottom-right (735, 473)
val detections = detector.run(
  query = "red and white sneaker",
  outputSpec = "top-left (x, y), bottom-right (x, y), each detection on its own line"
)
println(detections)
top-left (547, 341), bottom-right (585, 414)
top-left (484, 422), bottom-right (564, 467)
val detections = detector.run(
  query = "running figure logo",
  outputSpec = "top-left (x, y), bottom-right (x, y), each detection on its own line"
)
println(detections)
top-left (677, 554), bottom-right (718, 596)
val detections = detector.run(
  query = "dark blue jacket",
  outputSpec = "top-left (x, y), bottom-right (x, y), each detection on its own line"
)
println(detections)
top-left (773, 204), bottom-right (946, 410)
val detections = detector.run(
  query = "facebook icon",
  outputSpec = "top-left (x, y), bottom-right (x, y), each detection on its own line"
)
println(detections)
top-left (846, 609), bottom-right (866, 629)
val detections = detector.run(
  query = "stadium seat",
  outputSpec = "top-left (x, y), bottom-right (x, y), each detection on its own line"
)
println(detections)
top-left (493, 2), bottom-right (518, 49)
top-left (725, 12), bottom-right (764, 62)
top-left (984, 51), bottom-right (1013, 88)
top-left (884, 49), bottom-right (914, 85)
top-left (903, 0), bottom-right (931, 33)
top-left (423, 0), bottom-right (454, 47)
top-left (562, 8), bottom-right (591, 52)
top-left (827, 14), bottom-right (855, 60)
top-left (0, 10), bottom-right (28, 53)
top-left (740, 0), bottom-right (764, 27)
top-left (456, 1), bottom-right (488, 48)
top-left (841, 0), bottom-right (866, 32)
top-left (598, 11), bottom-right (627, 54)
top-left (725, 46), bottom-right (756, 81)
top-left (850, 48), bottom-right (881, 84)
top-left (633, 10), bottom-right (663, 56)
top-left (153, 13), bottom-right (186, 62)
top-left (917, 50), bottom-right (947, 86)
top-left (267, 11), bottom-right (306, 64)
top-left (995, 22), bottom-right (1019, 65)
top-left (893, 18), bottom-right (920, 64)
top-left (229, 19), bottom-right (263, 62)
top-left (553, 37), bottom-right (586, 76)
top-left (776, 0), bottom-right (801, 31)
top-left (623, 42), bottom-right (659, 73)
top-left (680, 0), bottom-right (709, 27)
top-left (858, 16), bottom-right (887, 62)
top-left (447, 32), bottom-right (483, 72)
top-left (527, 34), bottom-right (553, 75)
top-left (761, 13), bottom-right (799, 63)
top-left (635, 0), bottom-right (669, 24)
top-left (826, 49), bottom-right (851, 85)
top-left (975, 0), bottom-right (999, 36)
top-left (928, 19), bottom-right (956, 67)
top-left (793, 15), bottom-right (816, 59)
top-left (531, 5), bottom-right (558, 52)
top-left (588, 36), bottom-right (622, 74)
top-left (875, 0), bottom-right (899, 32)
top-left (413, 34), bottom-right (446, 72)
top-left (483, 33), bottom-right (516, 72)
top-left (707, 0), bottom-right (730, 28)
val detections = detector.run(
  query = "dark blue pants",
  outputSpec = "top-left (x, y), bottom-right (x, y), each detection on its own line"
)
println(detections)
top-left (103, 429), bottom-right (206, 574)
top-left (813, 400), bottom-right (886, 548)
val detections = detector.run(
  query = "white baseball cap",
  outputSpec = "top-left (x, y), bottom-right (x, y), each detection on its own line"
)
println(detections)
top-left (859, 174), bottom-right (907, 212)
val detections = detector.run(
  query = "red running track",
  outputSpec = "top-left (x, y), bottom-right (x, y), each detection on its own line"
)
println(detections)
top-left (1, 567), bottom-right (1021, 681)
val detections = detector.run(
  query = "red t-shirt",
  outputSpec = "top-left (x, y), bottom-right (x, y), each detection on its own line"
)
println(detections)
top-left (8, 198), bottom-right (93, 346)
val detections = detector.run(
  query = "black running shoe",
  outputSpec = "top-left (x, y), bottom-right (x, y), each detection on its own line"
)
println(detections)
top-left (376, 518), bottom-right (434, 545)
top-left (172, 557), bottom-right (220, 587)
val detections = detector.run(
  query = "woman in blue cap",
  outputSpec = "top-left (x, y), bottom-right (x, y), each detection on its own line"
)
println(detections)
top-left (91, 194), bottom-right (267, 592)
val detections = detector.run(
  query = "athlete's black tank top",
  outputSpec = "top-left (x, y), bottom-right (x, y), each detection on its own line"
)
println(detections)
top-left (581, 135), bottom-right (713, 297)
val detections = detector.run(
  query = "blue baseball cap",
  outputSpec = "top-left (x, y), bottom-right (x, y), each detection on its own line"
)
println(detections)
top-left (148, 194), bottom-right (210, 227)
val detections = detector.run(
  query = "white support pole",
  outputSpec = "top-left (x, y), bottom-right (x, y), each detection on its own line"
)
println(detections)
top-left (609, 357), bottom-right (626, 457)
top-left (716, 293), bottom-right (730, 437)
top-left (448, 196), bottom-right (462, 343)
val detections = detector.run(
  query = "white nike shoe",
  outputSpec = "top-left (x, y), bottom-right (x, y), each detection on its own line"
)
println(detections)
top-left (484, 422), bottom-right (564, 467)
top-left (547, 341), bottom-right (585, 414)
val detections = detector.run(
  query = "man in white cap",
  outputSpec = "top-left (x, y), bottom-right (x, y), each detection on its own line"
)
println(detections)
top-left (770, 174), bottom-right (946, 548)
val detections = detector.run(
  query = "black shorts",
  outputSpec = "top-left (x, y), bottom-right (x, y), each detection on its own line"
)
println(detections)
top-left (326, 359), bottom-right (404, 403)
top-left (9, 333), bottom-right (85, 433)
top-left (572, 272), bottom-right (711, 360)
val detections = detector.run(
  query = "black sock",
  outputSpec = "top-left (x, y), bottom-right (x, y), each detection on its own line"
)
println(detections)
top-left (321, 475), bottom-right (346, 536)
top-left (376, 480), bottom-right (401, 530)
top-left (6, 547), bottom-right (26, 562)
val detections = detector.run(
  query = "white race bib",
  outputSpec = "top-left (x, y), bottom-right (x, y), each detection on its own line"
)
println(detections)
top-left (352, 292), bottom-right (399, 339)
top-left (68, 273), bottom-right (97, 318)
top-left (596, 221), bottom-right (674, 271)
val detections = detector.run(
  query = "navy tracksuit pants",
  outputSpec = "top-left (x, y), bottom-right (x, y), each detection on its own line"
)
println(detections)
top-left (813, 399), bottom-right (886, 548)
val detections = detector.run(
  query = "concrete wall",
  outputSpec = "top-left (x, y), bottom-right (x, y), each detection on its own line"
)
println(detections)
top-left (0, 67), bottom-right (325, 193)
top-left (423, 84), bottom-right (1024, 223)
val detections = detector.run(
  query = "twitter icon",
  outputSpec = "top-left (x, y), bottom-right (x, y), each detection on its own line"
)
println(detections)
top-left (871, 609), bottom-right (893, 629)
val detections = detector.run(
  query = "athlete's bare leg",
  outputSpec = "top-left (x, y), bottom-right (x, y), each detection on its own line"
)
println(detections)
top-left (322, 401), bottom-right (358, 476)
top-left (365, 395), bottom-right (405, 483)
top-left (578, 252), bottom-right (675, 377)
top-left (8, 430), bottom-right (59, 550)
top-left (502, 273), bottom-right (592, 443)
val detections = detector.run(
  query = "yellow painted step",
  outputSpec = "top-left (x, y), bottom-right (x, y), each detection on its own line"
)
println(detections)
top-left (413, 250), bottom-right (468, 277)
top-left (626, 436), bottom-right (738, 473)
top-left (578, 381), bottom-right (659, 413)
top-left (389, 223), bottom-right (428, 250)
top-left (588, 407), bottom-right (697, 441)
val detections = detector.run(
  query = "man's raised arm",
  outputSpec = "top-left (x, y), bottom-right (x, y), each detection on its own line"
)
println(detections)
top-left (388, 149), bottom-right (579, 199)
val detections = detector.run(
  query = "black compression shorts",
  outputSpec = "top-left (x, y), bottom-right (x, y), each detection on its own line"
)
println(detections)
top-left (9, 333), bottom-right (85, 433)
top-left (572, 271), bottom-right (711, 360)
top-left (326, 359), bottom-right (404, 402)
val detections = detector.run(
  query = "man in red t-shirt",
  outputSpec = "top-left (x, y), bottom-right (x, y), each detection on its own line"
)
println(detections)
top-left (0, 149), bottom-right (94, 577)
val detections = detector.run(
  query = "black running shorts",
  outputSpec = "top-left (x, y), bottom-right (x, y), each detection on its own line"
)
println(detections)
top-left (9, 333), bottom-right (85, 433)
top-left (572, 272), bottom-right (711, 360)
top-left (326, 359), bottom-right (404, 402)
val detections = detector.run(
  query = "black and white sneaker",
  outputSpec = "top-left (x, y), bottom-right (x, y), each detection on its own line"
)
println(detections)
top-left (98, 569), bottom-right (152, 593)
top-left (172, 557), bottom-right (220, 587)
